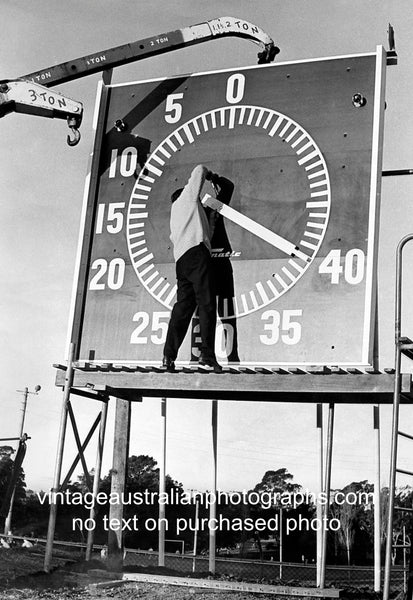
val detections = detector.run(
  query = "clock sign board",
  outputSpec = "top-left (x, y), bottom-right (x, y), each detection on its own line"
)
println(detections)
top-left (70, 47), bottom-right (386, 368)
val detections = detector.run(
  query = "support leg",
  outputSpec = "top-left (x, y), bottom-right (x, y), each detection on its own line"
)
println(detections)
top-left (107, 398), bottom-right (131, 572)
top-left (86, 399), bottom-right (109, 561)
top-left (44, 342), bottom-right (76, 572)
top-left (158, 397), bottom-right (167, 567)
top-left (209, 400), bottom-right (218, 574)
top-left (320, 402), bottom-right (335, 589)
top-left (373, 405), bottom-right (381, 593)
top-left (316, 403), bottom-right (323, 587)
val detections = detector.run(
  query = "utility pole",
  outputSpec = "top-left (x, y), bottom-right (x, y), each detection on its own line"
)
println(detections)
top-left (4, 385), bottom-right (41, 534)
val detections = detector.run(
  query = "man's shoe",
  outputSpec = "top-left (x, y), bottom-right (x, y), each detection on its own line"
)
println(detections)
top-left (227, 353), bottom-right (240, 363)
top-left (199, 354), bottom-right (222, 373)
top-left (162, 356), bottom-right (175, 372)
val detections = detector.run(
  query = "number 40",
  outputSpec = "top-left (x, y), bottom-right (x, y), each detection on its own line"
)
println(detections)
top-left (319, 248), bottom-right (365, 285)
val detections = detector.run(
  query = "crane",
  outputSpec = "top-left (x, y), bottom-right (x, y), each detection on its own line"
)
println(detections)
top-left (0, 16), bottom-right (278, 146)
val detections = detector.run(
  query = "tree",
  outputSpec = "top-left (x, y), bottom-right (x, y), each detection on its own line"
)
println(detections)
top-left (0, 446), bottom-right (15, 492)
top-left (246, 468), bottom-right (315, 563)
top-left (0, 446), bottom-right (16, 527)
top-left (384, 485), bottom-right (413, 565)
top-left (0, 445), bottom-right (27, 526)
top-left (252, 468), bottom-right (301, 507)
top-left (330, 480), bottom-right (374, 565)
top-left (99, 454), bottom-right (185, 549)
top-left (331, 491), bottom-right (355, 565)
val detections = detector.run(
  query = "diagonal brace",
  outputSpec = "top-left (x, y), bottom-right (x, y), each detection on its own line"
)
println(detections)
top-left (61, 404), bottom-right (101, 491)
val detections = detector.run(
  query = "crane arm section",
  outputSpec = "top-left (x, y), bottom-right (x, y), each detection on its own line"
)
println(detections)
top-left (0, 79), bottom-right (83, 145)
top-left (22, 16), bottom-right (278, 88)
top-left (0, 16), bottom-right (277, 145)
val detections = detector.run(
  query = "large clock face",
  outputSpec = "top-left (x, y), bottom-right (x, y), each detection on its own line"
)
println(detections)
top-left (127, 105), bottom-right (331, 318)
top-left (75, 51), bottom-right (385, 367)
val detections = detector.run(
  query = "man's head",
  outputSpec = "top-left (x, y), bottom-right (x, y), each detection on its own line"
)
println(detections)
top-left (171, 188), bottom-right (184, 204)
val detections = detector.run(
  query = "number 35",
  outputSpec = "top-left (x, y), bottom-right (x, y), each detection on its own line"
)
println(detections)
top-left (260, 309), bottom-right (303, 346)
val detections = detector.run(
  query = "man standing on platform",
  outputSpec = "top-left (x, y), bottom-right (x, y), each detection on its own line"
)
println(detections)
top-left (162, 164), bottom-right (222, 373)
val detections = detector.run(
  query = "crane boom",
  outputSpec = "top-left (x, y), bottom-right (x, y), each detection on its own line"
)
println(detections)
top-left (1, 16), bottom-right (278, 145)
top-left (22, 16), bottom-right (278, 88)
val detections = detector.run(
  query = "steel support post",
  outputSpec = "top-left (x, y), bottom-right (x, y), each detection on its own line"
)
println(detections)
top-left (107, 398), bottom-right (131, 572)
top-left (85, 399), bottom-right (109, 561)
top-left (320, 402), bottom-right (335, 588)
top-left (279, 507), bottom-right (283, 580)
top-left (44, 343), bottom-right (76, 572)
top-left (158, 397), bottom-right (167, 567)
top-left (316, 403), bottom-right (323, 587)
top-left (192, 500), bottom-right (199, 572)
top-left (373, 405), bottom-right (381, 592)
top-left (403, 526), bottom-right (407, 593)
top-left (209, 400), bottom-right (218, 574)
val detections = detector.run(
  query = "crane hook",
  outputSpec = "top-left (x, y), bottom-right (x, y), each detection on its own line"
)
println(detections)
top-left (67, 125), bottom-right (81, 146)
top-left (66, 116), bottom-right (81, 146)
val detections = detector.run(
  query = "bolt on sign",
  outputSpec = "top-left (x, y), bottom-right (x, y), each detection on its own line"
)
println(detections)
top-left (69, 47), bottom-right (386, 367)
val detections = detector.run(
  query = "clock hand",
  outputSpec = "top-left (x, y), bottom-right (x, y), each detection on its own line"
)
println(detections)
top-left (201, 194), bottom-right (310, 263)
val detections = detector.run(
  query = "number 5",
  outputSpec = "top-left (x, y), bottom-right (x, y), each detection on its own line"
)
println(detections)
top-left (281, 310), bottom-right (302, 345)
top-left (151, 312), bottom-right (169, 344)
top-left (165, 93), bottom-right (184, 124)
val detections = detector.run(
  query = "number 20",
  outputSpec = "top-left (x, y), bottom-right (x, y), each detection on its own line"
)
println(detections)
top-left (89, 258), bottom-right (125, 290)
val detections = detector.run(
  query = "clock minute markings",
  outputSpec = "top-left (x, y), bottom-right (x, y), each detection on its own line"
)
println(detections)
top-left (201, 194), bottom-right (311, 263)
top-left (128, 159), bottom-right (179, 305)
top-left (127, 104), bottom-right (330, 316)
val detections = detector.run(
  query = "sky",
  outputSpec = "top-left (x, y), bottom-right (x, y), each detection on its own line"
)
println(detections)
top-left (1, 0), bottom-right (413, 499)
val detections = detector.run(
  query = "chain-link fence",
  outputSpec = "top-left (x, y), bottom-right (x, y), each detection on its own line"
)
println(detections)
top-left (123, 549), bottom-right (408, 593)
top-left (4, 534), bottom-right (406, 595)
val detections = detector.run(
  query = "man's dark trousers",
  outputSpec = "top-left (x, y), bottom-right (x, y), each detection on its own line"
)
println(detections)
top-left (164, 243), bottom-right (216, 361)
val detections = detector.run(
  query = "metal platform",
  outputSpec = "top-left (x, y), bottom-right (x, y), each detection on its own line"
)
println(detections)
top-left (54, 363), bottom-right (413, 403)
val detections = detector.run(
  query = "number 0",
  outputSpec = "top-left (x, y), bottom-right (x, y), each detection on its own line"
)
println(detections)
top-left (226, 74), bottom-right (245, 104)
top-left (344, 249), bottom-right (364, 284)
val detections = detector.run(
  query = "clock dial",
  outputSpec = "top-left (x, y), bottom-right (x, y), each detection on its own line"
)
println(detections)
top-left (127, 106), bottom-right (331, 317)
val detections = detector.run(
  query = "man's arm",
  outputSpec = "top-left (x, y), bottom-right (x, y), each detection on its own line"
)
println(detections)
top-left (207, 173), bottom-right (234, 250)
top-left (210, 174), bottom-right (234, 206)
top-left (185, 164), bottom-right (209, 201)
